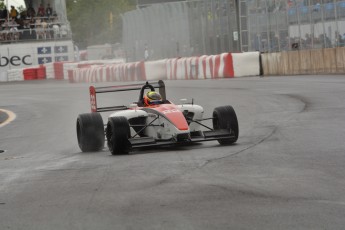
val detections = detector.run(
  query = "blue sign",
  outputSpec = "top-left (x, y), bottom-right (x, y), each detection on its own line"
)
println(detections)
top-left (37, 47), bottom-right (52, 55)
top-left (38, 57), bottom-right (52, 64)
top-left (54, 46), bottom-right (68, 53)
top-left (55, 56), bottom-right (69, 62)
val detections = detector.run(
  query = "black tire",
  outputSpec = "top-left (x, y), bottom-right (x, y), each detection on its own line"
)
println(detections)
top-left (106, 116), bottom-right (131, 155)
top-left (212, 105), bottom-right (239, 145)
top-left (76, 113), bottom-right (105, 152)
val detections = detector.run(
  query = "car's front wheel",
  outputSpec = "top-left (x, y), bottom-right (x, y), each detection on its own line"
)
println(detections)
top-left (106, 116), bottom-right (131, 155)
top-left (212, 105), bottom-right (239, 145)
top-left (76, 113), bottom-right (105, 152)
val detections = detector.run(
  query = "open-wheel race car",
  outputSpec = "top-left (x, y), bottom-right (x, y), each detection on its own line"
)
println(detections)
top-left (76, 80), bottom-right (239, 155)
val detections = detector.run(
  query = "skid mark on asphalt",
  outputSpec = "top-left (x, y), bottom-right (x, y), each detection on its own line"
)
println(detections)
top-left (282, 94), bottom-right (310, 113)
top-left (0, 109), bottom-right (16, 128)
top-left (153, 93), bottom-right (311, 187)
top-left (151, 125), bottom-right (278, 188)
top-left (200, 125), bottom-right (278, 168)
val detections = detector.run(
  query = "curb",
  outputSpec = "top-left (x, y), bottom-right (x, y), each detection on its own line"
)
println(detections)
top-left (0, 110), bottom-right (9, 125)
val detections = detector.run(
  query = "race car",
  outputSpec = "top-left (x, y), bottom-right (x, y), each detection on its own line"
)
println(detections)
top-left (76, 80), bottom-right (238, 155)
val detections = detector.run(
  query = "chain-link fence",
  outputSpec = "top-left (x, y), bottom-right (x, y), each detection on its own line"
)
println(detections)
top-left (122, 0), bottom-right (345, 58)
top-left (245, 0), bottom-right (345, 52)
top-left (122, 0), bottom-right (239, 62)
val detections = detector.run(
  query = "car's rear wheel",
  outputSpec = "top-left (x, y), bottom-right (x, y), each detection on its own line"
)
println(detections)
top-left (212, 105), bottom-right (239, 145)
top-left (76, 113), bottom-right (105, 152)
top-left (106, 116), bottom-right (131, 155)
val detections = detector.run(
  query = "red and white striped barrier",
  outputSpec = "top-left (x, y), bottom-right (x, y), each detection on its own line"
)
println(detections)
top-left (44, 63), bottom-right (55, 79)
top-left (2, 52), bottom-right (261, 82)
top-left (167, 53), bottom-right (237, 80)
top-left (68, 62), bottom-right (147, 83)
top-left (66, 52), bottom-right (259, 82)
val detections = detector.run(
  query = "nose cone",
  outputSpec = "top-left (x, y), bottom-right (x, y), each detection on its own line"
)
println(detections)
top-left (155, 104), bottom-right (189, 130)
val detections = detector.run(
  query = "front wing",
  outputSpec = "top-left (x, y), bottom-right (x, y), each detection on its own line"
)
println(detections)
top-left (127, 129), bottom-right (236, 149)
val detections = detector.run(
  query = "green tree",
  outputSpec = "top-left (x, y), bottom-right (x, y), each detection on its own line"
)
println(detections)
top-left (67, 0), bottom-right (136, 49)
top-left (0, 0), bottom-right (6, 9)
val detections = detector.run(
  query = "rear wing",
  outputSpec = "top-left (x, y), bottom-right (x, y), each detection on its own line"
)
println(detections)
top-left (89, 80), bottom-right (166, 112)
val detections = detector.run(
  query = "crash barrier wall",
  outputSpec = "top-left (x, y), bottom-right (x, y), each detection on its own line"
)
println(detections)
top-left (7, 69), bottom-right (24, 81)
top-left (5, 65), bottom-right (47, 82)
top-left (68, 62), bottom-right (147, 83)
top-left (64, 52), bottom-right (259, 82)
top-left (69, 53), bottom-right (241, 83)
top-left (262, 47), bottom-right (345, 75)
top-left (45, 63), bottom-right (55, 79)
top-left (63, 60), bottom-right (125, 80)
top-left (166, 54), bottom-right (233, 80)
top-left (232, 52), bottom-right (261, 77)
top-left (1, 52), bottom-right (261, 82)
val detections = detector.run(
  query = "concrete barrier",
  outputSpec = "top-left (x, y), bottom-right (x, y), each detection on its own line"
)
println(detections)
top-left (166, 53), bottom-right (236, 80)
top-left (232, 52), bottom-right (260, 77)
top-left (144, 60), bottom-right (166, 81)
top-left (5, 52), bottom-right (260, 83)
top-left (68, 61), bottom-right (147, 83)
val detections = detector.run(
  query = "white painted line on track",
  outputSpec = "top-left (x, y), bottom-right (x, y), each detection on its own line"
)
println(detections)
top-left (0, 109), bottom-right (16, 128)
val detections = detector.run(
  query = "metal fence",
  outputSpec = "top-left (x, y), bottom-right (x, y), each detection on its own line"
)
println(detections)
top-left (122, 0), bottom-right (345, 58)
top-left (244, 0), bottom-right (345, 52)
top-left (122, 0), bottom-right (239, 62)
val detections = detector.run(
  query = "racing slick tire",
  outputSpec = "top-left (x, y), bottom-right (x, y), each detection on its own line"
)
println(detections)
top-left (76, 113), bottom-right (105, 152)
top-left (106, 116), bottom-right (131, 155)
top-left (212, 105), bottom-right (239, 145)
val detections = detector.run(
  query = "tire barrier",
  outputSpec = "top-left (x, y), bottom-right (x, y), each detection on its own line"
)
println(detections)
top-left (36, 65), bottom-right (46, 79)
top-left (5, 65), bottom-right (47, 81)
top-left (45, 63), bottom-right (55, 79)
top-left (53, 62), bottom-right (65, 80)
top-left (2, 52), bottom-right (261, 82)
top-left (7, 69), bottom-right (24, 81)
top-left (23, 68), bottom-right (37, 80)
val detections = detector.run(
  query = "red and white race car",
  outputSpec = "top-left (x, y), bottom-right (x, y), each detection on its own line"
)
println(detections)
top-left (76, 80), bottom-right (238, 155)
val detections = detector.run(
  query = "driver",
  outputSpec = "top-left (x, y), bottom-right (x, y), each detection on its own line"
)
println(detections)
top-left (143, 91), bottom-right (163, 106)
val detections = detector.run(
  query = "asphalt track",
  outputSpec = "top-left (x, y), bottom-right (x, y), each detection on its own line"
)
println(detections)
top-left (1, 76), bottom-right (345, 230)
